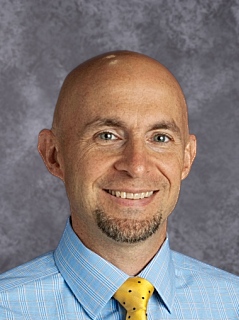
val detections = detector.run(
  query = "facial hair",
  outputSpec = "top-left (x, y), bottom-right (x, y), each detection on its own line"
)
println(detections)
top-left (95, 208), bottom-right (163, 243)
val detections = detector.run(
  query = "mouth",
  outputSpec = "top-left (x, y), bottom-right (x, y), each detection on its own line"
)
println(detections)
top-left (106, 189), bottom-right (156, 200)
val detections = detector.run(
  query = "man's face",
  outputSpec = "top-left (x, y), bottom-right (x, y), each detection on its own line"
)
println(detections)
top-left (57, 62), bottom-right (195, 245)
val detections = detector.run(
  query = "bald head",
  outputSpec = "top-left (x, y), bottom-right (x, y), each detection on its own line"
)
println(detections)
top-left (52, 51), bottom-right (189, 139)
top-left (39, 50), bottom-right (196, 250)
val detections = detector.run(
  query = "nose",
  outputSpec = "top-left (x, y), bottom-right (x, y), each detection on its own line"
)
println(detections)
top-left (114, 138), bottom-right (151, 178)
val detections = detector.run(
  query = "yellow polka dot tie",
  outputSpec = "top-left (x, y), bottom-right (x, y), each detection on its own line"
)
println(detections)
top-left (114, 277), bottom-right (154, 319)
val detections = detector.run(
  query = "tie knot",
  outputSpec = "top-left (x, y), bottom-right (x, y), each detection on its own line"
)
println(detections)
top-left (114, 277), bottom-right (154, 319)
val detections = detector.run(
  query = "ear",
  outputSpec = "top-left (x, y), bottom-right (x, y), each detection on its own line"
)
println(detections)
top-left (38, 129), bottom-right (64, 181)
top-left (181, 134), bottom-right (197, 180)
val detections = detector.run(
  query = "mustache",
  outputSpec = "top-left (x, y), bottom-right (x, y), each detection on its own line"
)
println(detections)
top-left (98, 175), bottom-right (165, 190)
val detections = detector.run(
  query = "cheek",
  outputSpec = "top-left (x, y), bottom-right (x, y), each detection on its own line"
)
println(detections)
top-left (155, 152), bottom-right (184, 184)
top-left (64, 147), bottom-right (111, 192)
top-left (156, 155), bottom-right (183, 212)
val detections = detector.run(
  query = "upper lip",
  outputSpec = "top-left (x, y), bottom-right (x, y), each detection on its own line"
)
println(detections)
top-left (106, 189), bottom-right (157, 199)
top-left (104, 189), bottom-right (157, 193)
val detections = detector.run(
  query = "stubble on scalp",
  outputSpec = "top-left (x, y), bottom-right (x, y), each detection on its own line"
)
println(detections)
top-left (95, 208), bottom-right (163, 243)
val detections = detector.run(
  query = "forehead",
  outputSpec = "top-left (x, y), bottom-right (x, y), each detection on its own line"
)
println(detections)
top-left (72, 71), bottom-right (185, 131)
top-left (60, 56), bottom-right (188, 138)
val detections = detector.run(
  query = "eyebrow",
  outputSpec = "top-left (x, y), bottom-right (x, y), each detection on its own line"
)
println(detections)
top-left (84, 117), bottom-right (127, 130)
top-left (151, 121), bottom-right (181, 134)
top-left (84, 117), bottom-right (181, 136)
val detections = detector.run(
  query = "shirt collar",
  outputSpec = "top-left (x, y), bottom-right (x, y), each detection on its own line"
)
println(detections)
top-left (54, 219), bottom-right (129, 318)
top-left (54, 219), bottom-right (175, 318)
top-left (139, 236), bottom-right (176, 313)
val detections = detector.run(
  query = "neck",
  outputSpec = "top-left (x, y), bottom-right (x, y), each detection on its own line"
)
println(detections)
top-left (100, 230), bottom-right (167, 275)
top-left (72, 217), bottom-right (167, 275)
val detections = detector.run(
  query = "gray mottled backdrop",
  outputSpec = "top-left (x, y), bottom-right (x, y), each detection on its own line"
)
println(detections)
top-left (0, 0), bottom-right (238, 275)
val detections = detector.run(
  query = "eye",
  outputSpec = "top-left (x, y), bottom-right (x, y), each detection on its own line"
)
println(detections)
top-left (153, 133), bottom-right (171, 143)
top-left (98, 132), bottom-right (117, 140)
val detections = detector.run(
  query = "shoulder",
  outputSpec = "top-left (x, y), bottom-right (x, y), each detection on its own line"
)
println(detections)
top-left (0, 251), bottom-right (59, 293)
top-left (172, 250), bottom-right (239, 290)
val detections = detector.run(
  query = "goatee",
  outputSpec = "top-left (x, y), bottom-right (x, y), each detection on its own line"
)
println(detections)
top-left (95, 208), bottom-right (163, 243)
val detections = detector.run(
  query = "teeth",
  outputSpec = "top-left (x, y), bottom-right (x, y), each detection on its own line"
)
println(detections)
top-left (108, 190), bottom-right (154, 199)
top-left (121, 192), bottom-right (126, 199)
top-left (116, 191), bottom-right (121, 198)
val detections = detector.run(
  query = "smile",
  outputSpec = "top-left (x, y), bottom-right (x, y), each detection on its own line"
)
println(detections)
top-left (107, 190), bottom-right (154, 200)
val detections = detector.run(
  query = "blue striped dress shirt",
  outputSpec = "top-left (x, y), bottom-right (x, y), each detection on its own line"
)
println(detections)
top-left (0, 219), bottom-right (239, 319)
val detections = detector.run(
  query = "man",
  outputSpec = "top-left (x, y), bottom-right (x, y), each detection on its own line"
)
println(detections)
top-left (0, 51), bottom-right (238, 319)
